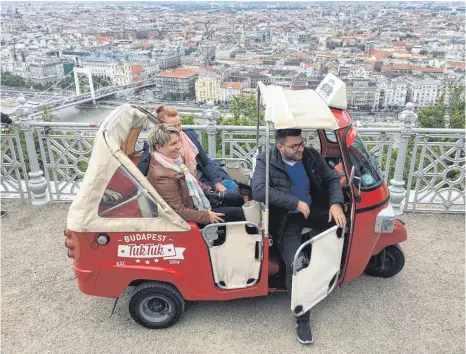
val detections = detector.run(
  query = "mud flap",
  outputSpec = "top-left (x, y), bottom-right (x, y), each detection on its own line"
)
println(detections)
top-left (291, 226), bottom-right (344, 317)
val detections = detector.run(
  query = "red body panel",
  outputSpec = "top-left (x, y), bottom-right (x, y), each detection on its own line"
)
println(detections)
top-left (331, 108), bottom-right (352, 129)
top-left (342, 204), bottom-right (383, 282)
top-left (341, 186), bottom-right (407, 282)
top-left (372, 219), bottom-right (407, 255)
top-left (319, 121), bottom-right (408, 285)
top-left (69, 223), bottom-right (270, 300)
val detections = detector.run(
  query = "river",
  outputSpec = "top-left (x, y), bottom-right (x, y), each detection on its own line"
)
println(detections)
top-left (1, 103), bottom-right (213, 124)
top-left (2, 104), bottom-right (115, 123)
top-left (1, 101), bottom-right (392, 125)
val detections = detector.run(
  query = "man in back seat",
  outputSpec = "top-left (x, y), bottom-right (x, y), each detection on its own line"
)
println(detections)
top-left (251, 128), bottom-right (346, 345)
top-left (147, 124), bottom-right (245, 226)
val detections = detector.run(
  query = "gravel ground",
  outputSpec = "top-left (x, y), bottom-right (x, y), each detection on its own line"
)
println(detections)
top-left (1, 199), bottom-right (464, 354)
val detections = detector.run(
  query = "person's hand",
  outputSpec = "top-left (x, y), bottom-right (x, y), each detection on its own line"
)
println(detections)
top-left (297, 201), bottom-right (310, 219)
top-left (215, 182), bottom-right (227, 192)
top-left (208, 210), bottom-right (225, 224)
top-left (329, 204), bottom-right (346, 227)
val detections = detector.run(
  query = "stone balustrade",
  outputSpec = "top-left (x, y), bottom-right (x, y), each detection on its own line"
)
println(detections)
top-left (1, 98), bottom-right (464, 214)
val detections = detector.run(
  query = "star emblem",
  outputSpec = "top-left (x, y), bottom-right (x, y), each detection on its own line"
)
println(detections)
top-left (135, 259), bottom-right (140, 263)
top-left (145, 260), bottom-right (150, 265)
top-left (154, 259), bottom-right (159, 263)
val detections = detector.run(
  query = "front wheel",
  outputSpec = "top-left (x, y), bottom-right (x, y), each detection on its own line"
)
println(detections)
top-left (364, 244), bottom-right (405, 278)
top-left (129, 282), bottom-right (185, 329)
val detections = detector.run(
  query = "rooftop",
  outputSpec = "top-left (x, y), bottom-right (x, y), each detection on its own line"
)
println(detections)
top-left (1, 200), bottom-right (463, 353)
top-left (220, 82), bottom-right (242, 89)
top-left (158, 68), bottom-right (206, 78)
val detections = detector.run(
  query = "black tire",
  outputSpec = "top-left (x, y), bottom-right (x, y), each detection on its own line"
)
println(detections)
top-left (364, 244), bottom-right (405, 278)
top-left (129, 282), bottom-right (185, 329)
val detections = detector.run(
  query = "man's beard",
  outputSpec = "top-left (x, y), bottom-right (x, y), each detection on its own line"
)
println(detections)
top-left (283, 150), bottom-right (303, 161)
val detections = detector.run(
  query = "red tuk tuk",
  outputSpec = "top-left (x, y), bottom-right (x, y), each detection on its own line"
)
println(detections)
top-left (64, 74), bottom-right (407, 329)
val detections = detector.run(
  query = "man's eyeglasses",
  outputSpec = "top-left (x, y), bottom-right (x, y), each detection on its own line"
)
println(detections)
top-left (281, 139), bottom-right (307, 151)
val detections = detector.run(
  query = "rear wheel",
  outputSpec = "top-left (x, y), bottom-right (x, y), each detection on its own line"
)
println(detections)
top-left (364, 244), bottom-right (405, 278)
top-left (129, 282), bottom-right (185, 329)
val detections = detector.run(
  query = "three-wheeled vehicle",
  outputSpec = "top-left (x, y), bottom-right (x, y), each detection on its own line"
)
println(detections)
top-left (64, 74), bottom-right (407, 329)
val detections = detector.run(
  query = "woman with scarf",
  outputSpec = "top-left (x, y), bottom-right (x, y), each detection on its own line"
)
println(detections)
top-left (147, 124), bottom-right (245, 225)
top-left (155, 105), bottom-right (234, 193)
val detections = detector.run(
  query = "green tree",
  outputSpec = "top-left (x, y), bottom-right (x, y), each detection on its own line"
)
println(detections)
top-left (1, 72), bottom-right (27, 87)
top-left (58, 76), bottom-right (75, 90)
top-left (215, 95), bottom-right (265, 158)
top-left (417, 105), bottom-right (445, 128)
top-left (419, 50), bottom-right (428, 56)
top-left (227, 94), bottom-right (263, 124)
top-left (181, 114), bottom-right (195, 125)
top-left (417, 84), bottom-right (465, 129)
top-left (165, 92), bottom-right (183, 101)
top-left (41, 106), bottom-right (58, 122)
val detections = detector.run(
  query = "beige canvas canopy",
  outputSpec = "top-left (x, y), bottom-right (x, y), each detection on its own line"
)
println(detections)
top-left (257, 73), bottom-right (347, 130)
top-left (66, 104), bottom-right (190, 233)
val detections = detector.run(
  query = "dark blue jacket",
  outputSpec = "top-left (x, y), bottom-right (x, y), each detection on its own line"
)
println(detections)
top-left (252, 146), bottom-right (344, 244)
top-left (184, 129), bottom-right (230, 189)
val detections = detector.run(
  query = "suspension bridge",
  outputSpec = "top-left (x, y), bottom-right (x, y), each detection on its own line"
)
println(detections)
top-left (5, 68), bottom-right (159, 117)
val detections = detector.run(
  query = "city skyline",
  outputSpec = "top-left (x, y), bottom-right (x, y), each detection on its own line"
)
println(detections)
top-left (1, 0), bottom-right (464, 118)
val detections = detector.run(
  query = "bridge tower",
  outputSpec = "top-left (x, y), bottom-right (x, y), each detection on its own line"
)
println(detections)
top-left (73, 67), bottom-right (96, 104)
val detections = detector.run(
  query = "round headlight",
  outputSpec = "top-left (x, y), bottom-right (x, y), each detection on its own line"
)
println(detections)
top-left (96, 233), bottom-right (110, 245)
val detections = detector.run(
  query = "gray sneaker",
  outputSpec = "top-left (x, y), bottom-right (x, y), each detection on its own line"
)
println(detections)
top-left (297, 320), bottom-right (314, 345)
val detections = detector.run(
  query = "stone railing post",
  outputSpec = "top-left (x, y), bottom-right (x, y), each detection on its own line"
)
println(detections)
top-left (16, 96), bottom-right (50, 206)
top-left (202, 101), bottom-right (220, 158)
top-left (388, 102), bottom-right (417, 215)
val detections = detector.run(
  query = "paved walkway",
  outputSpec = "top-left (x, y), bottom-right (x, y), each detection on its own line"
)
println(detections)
top-left (1, 200), bottom-right (464, 354)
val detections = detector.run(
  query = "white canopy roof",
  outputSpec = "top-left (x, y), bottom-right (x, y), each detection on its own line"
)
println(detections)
top-left (67, 104), bottom-right (189, 233)
top-left (258, 73), bottom-right (347, 130)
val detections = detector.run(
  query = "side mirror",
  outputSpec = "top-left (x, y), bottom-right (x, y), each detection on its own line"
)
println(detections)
top-left (348, 166), bottom-right (362, 203)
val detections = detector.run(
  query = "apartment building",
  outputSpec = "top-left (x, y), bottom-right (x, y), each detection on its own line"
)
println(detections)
top-left (28, 58), bottom-right (65, 85)
top-left (195, 73), bottom-right (221, 102)
top-left (373, 77), bottom-right (408, 109)
top-left (215, 46), bottom-right (239, 59)
top-left (82, 56), bottom-right (118, 79)
top-left (346, 78), bottom-right (377, 109)
top-left (270, 70), bottom-right (296, 88)
top-left (406, 76), bottom-right (443, 108)
top-left (229, 72), bottom-right (272, 89)
top-left (154, 51), bottom-right (182, 70)
top-left (154, 68), bottom-right (204, 99)
top-left (260, 28), bottom-right (273, 43)
top-left (220, 81), bottom-right (249, 102)
top-left (199, 43), bottom-right (217, 62)
top-left (290, 73), bottom-right (309, 90)
top-left (82, 55), bottom-right (158, 86)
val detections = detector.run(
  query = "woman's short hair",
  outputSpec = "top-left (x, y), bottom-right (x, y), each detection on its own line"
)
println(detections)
top-left (148, 123), bottom-right (180, 149)
top-left (155, 104), bottom-right (179, 123)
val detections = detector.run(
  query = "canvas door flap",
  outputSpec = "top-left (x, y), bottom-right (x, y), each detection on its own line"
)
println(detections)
top-left (209, 223), bottom-right (262, 289)
top-left (291, 226), bottom-right (343, 314)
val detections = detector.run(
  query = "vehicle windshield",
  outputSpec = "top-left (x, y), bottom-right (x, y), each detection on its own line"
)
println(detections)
top-left (347, 136), bottom-right (383, 190)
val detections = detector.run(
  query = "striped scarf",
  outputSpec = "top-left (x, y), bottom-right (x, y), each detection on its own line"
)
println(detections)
top-left (152, 151), bottom-right (211, 211)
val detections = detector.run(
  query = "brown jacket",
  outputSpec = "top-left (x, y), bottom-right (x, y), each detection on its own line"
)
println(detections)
top-left (147, 159), bottom-right (211, 225)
